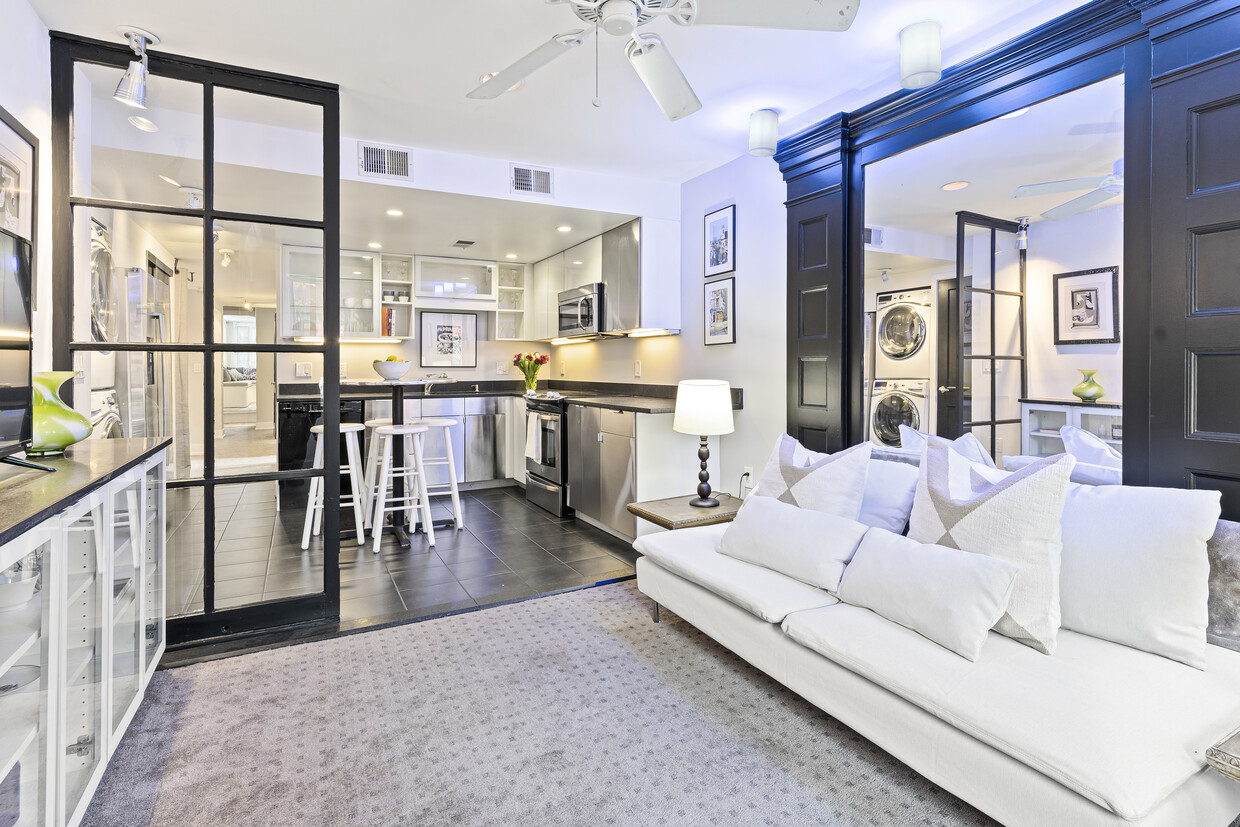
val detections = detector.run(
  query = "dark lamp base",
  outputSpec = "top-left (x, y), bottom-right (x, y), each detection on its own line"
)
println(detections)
top-left (689, 496), bottom-right (720, 508)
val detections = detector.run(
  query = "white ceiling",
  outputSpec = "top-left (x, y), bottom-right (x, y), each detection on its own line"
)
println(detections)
top-left (31, 0), bottom-right (1090, 183)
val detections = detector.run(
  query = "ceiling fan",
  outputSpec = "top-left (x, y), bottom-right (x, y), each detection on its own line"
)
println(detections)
top-left (1010, 159), bottom-right (1124, 221)
top-left (466, 0), bottom-right (861, 121)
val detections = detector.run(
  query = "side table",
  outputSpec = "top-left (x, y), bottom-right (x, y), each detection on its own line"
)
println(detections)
top-left (1208, 727), bottom-right (1240, 782)
top-left (627, 493), bottom-right (743, 531)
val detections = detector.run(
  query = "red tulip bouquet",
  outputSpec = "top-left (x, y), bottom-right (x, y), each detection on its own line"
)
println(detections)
top-left (515, 351), bottom-right (551, 394)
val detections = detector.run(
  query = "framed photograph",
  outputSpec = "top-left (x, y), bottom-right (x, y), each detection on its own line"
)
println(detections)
top-left (704, 204), bottom-right (735, 278)
top-left (419, 312), bottom-right (477, 368)
top-left (704, 277), bottom-right (735, 345)
top-left (1053, 266), bottom-right (1120, 345)
top-left (0, 107), bottom-right (34, 244)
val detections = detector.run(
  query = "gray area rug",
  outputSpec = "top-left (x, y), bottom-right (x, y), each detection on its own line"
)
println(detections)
top-left (84, 581), bottom-right (994, 827)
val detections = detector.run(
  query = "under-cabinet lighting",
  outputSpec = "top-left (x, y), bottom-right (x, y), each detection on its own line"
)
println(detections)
top-left (551, 337), bottom-right (590, 346)
top-left (627, 328), bottom-right (673, 338)
top-left (292, 336), bottom-right (402, 344)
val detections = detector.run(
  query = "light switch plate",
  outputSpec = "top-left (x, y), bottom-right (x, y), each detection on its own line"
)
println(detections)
top-left (560, 359), bottom-right (566, 376)
top-left (634, 360), bottom-right (641, 378)
top-left (295, 362), bottom-right (312, 378)
top-left (496, 361), bottom-right (508, 375)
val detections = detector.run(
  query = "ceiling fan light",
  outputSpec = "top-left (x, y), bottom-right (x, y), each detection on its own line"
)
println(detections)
top-left (748, 109), bottom-right (778, 156)
top-left (899, 21), bottom-right (941, 90)
top-left (625, 34), bottom-right (702, 122)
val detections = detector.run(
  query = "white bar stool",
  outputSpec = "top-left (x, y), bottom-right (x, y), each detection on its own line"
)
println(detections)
top-left (301, 422), bottom-right (367, 550)
top-left (412, 417), bottom-right (464, 530)
top-left (360, 418), bottom-right (392, 529)
top-left (370, 422), bottom-right (435, 552)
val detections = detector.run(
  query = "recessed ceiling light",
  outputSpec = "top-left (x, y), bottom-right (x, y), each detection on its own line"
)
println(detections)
top-left (368, 242), bottom-right (382, 249)
top-left (385, 209), bottom-right (403, 217)
top-left (999, 107), bottom-right (1030, 120)
top-left (940, 181), bottom-right (970, 191)
top-left (128, 115), bottom-right (158, 132)
top-left (506, 253), bottom-right (518, 259)
top-left (572, 261), bottom-right (583, 265)
top-left (479, 73), bottom-right (522, 92)
top-left (557, 225), bottom-right (572, 232)
top-left (353, 271), bottom-right (362, 275)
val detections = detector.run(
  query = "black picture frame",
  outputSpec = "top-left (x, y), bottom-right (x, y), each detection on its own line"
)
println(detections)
top-left (704, 277), bottom-right (735, 345)
top-left (704, 204), bottom-right (735, 277)
top-left (1053, 266), bottom-right (1120, 345)
top-left (419, 311), bottom-right (478, 368)
top-left (0, 103), bottom-right (37, 309)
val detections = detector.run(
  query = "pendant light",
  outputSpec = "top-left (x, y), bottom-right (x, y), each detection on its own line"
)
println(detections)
top-left (899, 21), bottom-right (941, 90)
top-left (748, 109), bottom-right (779, 157)
top-left (113, 27), bottom-right (160, 109)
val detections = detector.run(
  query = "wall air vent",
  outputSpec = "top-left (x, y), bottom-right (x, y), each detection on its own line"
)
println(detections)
top-left (358, 141), bottom-right (413, 181)
top-left (510, 163), bottom-right (554, 197)
top-left (452, 240), bottom-right (477, 249)
top-left (863, 225), bottom-right (885, 247)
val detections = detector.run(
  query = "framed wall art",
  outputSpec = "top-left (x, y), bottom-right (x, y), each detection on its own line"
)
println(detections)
top-left (0, 104), bottom-right (37, 308)
top-left (419, 312), bottom-right (478, 368)
top-left (704, 277), bottom-right (735, 345)
top-left (704, 204), bottom-right (735, 278)
top-left (1053, 266), bottom-right (1120, 345)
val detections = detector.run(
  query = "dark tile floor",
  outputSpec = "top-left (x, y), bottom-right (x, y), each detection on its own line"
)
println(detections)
top-left (164, 483), bottom-right (638, 661)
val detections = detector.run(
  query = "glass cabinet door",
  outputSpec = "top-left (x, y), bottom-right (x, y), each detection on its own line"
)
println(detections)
top-left (0, 525), bottom-right (54, 827)
top-left (58, 492), bottom-right (107, 825)
top-left (142, 457), bottom-right (166, 680)
top-left (281, 246), bottom-right (326, 338)
top-left (109, 473), bottom-right (144, 737)
top-left (414, 257), bottom-right (497, 300)
top-left (340, 252), bottom-right (378, 336)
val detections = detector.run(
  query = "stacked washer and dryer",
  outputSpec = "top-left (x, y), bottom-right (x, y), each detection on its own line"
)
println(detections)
top-left (870, 287), bottom-right (934, 448)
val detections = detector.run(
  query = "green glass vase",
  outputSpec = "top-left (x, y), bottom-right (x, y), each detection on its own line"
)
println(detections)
top-left (28, 371), bottom-right (93, 456)
top-left (1071, 369), bottom-right (1105, 403)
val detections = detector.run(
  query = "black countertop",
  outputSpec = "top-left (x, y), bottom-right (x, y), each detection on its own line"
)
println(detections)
top-left (0, 438), bottom-right (171, 547)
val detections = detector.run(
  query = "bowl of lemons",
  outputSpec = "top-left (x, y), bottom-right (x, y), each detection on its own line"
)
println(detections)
top-left (372, 356), bottom-right (411, 381)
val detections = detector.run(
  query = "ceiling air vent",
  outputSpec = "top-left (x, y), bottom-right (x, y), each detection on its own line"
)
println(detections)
top-left (863, 225), bottom-right (885, 247)
top-left (358, 141), bottom-right (413, 181)
top-left (510, 163), bottom-right (554, 197)
top-left (452, 240), bottom-right (476, 249)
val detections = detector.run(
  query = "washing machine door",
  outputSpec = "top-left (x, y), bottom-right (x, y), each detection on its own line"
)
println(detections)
top-left (878, 304), bottom-right (926, 360)
top-left (872, 392), bottom-right (920, 447)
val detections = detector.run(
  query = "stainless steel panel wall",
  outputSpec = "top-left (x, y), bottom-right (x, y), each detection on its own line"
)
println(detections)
top-left (601, 219), bottom-right (640, 332)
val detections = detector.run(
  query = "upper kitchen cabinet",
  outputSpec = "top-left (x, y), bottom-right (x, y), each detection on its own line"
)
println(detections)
top-left (415, 256), bottom-right (499, 309)
top-left (280, 246), bottom-right (412, 339)
top-left (494, 263), bottom-right (530, 341)
top-left (531, 253), bottom-right (564, 340)
top-left (562, 237), bottom-right (603, 290)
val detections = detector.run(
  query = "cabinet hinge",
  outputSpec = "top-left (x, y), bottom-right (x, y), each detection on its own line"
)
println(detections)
top-left (66, 734), bottom-right (94, 758)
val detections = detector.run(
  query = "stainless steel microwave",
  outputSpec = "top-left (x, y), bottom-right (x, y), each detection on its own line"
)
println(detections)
top-left (558, 283), bottom-right (604, 337)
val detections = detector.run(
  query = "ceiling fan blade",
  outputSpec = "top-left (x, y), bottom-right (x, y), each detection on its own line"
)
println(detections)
top-left (1011, 175), bottom-right (1108, 199)
top-left (625, 34), bottom-right (702, 122)
top-left (466, 30), bottom-right (588, 100)
top-left (1040, 187), bottom-right (1120, 221)
top-left (687, 0), bottom-right (860, 31)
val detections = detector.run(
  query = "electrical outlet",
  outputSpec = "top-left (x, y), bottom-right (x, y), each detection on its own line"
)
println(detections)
top-left (496, 361), bottom-right (508, 375)
top-left (295, 362), bottom-right (312, 378)
top-left (560, 359), bottom-right (566, 376)
top-left (634, 360), bottom-right (641, 378)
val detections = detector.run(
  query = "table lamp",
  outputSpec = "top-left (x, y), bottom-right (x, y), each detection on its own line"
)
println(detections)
top-left (673, 380), bottom-right (735, 507)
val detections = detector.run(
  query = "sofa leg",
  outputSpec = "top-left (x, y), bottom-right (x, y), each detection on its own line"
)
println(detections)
top-left (651, 600), bottom-right (661, 623)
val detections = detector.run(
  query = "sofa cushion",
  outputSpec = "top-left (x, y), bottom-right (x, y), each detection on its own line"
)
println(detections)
top-left (781, 602), bottom-right (1240, 821)
top-left (633, 524), bottom-right (838, 623)
top-left (909, 437), bottom-right (1074, 655)
top-left (1060, 484), bottom-right (1220, 669)
top-left (718, 496), bottom-right (868, 591)
top-left (755, 435), bottom-right (870, 520)
top-left (1060, 424), bottom-right (1123, 468)
top-left (837, 528), bottom-right (1017, 661)
top-left (1003, 453), bottom-right (1123, 486)
top-left (857, 457), bottom-right (919, 533)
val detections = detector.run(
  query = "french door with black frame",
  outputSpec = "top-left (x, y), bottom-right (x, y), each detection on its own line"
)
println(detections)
top-left (951, 212), bottom-right (1027, 461)
top-left (51, 33), bottom-right (342, 644)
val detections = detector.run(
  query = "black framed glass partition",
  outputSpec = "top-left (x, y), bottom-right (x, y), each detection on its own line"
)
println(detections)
top-left (51, 33), bottom-right (342, 644)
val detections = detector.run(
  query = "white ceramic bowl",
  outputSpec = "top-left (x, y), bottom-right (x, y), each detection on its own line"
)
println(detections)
top-left (0, 577), bottom-right (37, 612)
top-left (373, 360), bottom-right (411, 381)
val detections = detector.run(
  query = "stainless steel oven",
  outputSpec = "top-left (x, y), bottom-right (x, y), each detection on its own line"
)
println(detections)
top-left (558, 283), bottom-right (604, 338)
top-left (526, 396), bottom-right (571, 516)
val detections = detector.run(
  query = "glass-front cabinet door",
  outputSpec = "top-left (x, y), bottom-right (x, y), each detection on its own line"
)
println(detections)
top-left (280, 246), bottom-right (380, 338)
top-left (57, 491), bottom-right (108, 826)
top-left (414, 256), bottom-right (498, 302)
top-left (0, 524), bottom-right (54, 827)
top-left (340, 251), bottom-right (378, 336)
top-left (142, 456), bottom-right (167, 681)
top-left (108, 471), bottom-right (144, 739)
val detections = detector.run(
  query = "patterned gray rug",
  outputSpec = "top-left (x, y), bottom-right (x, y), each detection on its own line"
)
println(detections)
top-left (84, 581), bottom-right (993, 827)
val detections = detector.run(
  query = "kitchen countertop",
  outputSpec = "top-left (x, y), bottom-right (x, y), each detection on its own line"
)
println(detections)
top-left (565, 395), bottom-right (678, 414)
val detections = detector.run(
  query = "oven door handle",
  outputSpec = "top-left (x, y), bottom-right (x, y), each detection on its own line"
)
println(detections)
top-left (539, 413), bottom-right (559, 424)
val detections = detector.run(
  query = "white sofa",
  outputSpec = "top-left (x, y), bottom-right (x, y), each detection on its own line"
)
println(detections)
top-left (633, 455), bottom-right (1240, 826)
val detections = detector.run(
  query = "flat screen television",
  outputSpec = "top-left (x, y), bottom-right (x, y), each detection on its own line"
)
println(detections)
top-left (0, 227), bottom-right (33, 461)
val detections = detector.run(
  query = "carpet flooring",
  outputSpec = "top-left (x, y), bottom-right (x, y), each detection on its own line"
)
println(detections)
top-left (83, 581), bottom-right (995, 827)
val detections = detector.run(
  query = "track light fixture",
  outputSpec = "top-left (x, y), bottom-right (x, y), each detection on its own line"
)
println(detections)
top-left (113, 27), bottom-right (160, 109)
top-left (219, 249), bottom-right (234, 268)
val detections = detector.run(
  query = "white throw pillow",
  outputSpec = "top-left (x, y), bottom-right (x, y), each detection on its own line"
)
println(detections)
top-left (719, 496), bottom-right (869, 591)
top-left (1059, 485), bottom-right (1221, 669)
top-left (1004, 453), bottom-right (1122, 486)
top-left (899, 425), bottom-right (996, 468)
top-left (837, 528), bottom-right (1017, 661)
top-left (755, 435), bottom-right (871, 520)
top-left (857, 459), bottom-right (919, 533)
top-left (909, 436), bottom-right (1074, 655)
top-left (1060, 424), bottom-right (1123, 469)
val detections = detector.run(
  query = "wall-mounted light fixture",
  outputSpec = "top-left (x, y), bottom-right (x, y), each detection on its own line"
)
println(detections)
top-left (1017, 217), bottom-right (1030, 251)
top-left (113, 27), bottom-right (160, 109)
top-left (748, 109), bottom-right (778, 157)
top-left (899, 21), bottom-right (941, 90)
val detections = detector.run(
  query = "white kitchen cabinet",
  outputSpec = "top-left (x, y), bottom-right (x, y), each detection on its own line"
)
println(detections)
top-left (494, 263), bottom-right (529, 341)
top-left (414, 256), bottom-right (498, 309)
top-left (531, 253), bottom-right (564, 340)
top-left (562, 237), bottom-right (602, 290)
top-left (378, 254), bottom-right (415, 339)
top-left (280, 246), bottom-right (386, 339)
top-left (1021, 400), bottom-right (1123, 457)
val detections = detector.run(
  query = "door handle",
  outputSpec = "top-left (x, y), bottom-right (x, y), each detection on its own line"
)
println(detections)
top-left (577, 298), bottom-right (586, 330)
top-left (938, 386), bottom-right (956, 393)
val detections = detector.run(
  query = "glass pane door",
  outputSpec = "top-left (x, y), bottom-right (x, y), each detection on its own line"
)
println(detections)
top-left (142, 458), bottom-right (166, 679)
top-left (109, 473), bottom-right (144, 734)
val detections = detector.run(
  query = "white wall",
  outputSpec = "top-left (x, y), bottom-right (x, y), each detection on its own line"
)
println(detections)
top-left (0, 0), bottom-right (51, 370)
top-left (552, 152), bottom-right (788, 495)
top-left (1026, 204), bottom-right (1123, 403)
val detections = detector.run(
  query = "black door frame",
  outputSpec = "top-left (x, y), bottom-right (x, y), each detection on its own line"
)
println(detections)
top-left (50, 33), bottom-right (342, 643)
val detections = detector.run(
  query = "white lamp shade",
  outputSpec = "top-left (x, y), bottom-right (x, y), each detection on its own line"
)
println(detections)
top-left (673, 380), bottom-right (735, 436)
top-left (749, 109), bottom-right (778, 157)
top-left (899, 21), bottom-right (942, 90)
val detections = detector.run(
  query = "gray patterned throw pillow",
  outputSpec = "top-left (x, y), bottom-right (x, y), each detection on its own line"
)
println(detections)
top-left (755, 435), bottom-right (871, 521)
